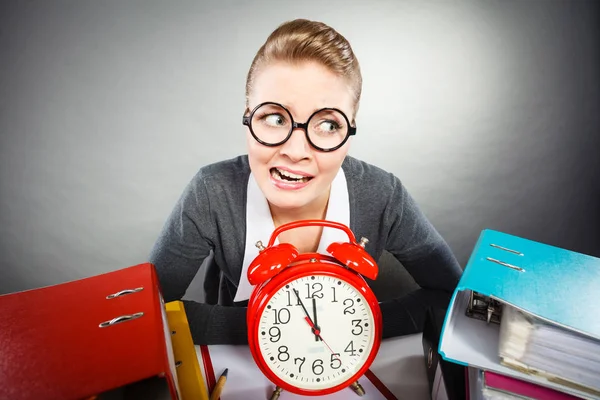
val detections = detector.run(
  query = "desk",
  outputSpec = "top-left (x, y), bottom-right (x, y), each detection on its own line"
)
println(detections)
top-left (195, 334), bottom-right (430, 400)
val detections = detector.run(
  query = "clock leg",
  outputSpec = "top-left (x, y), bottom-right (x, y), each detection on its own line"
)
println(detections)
top-left (350, 380), bottom-right (366, 396)
top-left (269, 386), bottom-right (283, 400)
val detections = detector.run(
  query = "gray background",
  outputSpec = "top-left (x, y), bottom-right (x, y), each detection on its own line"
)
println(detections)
top-left (1, 0), bottom-right (598, 296)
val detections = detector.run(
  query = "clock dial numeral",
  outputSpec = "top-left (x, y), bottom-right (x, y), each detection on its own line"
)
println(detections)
top-left (294, 357), bottom-right (306, 373)
top-left (312, 359), bottom-right (324, 375)
top-left (305, 282), bottom-right (324, 299)
top-left (257, 274), bottom-right (376, 391)
top-left (344, 340), bottom-right (357, 357)
top-left (351, 319), bottom-right (363, 335)
top-left (330, 353), bottom-right (341, 369)
top-left (278, 345), bottom-right (290, 362)
top-left (269, 326), bottom-right (281, 342)
top-left (286, 290), bottom-right (301, 307)
top-left (343, 298), bottom-right (355, 315)
top-left (273, 308), bottom-right (291, 325)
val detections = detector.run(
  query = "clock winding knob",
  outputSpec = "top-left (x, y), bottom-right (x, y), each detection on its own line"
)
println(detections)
top-left (255, 240), bottom-right (266, 251)
top-left (358, 237), bottom-right (369, 248)
top-left (269, 386), bottom-right (283, 400)
top-left (350, 381), bottom-right (366, 396)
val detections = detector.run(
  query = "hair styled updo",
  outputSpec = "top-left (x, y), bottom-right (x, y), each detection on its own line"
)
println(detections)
top-left (245, 19), bottom-right (362, 115)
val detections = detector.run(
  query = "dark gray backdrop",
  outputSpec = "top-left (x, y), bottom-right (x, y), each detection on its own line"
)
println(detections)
top-left (1, 0), bottom-right (598, 295)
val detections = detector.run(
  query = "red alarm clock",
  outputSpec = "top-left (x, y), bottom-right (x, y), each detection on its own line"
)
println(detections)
top-left (246, 219), bottom-right (383, 398)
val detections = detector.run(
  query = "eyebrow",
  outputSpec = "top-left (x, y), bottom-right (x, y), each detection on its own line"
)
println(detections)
top-left (285, 103), bottom-right (333, 113)
top-left (249, 101), bottom-right (353, 122)
top-left (278, 102), bottom-right (349, 118)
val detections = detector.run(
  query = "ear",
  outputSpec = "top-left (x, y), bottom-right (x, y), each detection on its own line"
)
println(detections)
top-left (326, 242), bottom-right (378, 280)
top-left (247, 243), bottom-right (299, 285)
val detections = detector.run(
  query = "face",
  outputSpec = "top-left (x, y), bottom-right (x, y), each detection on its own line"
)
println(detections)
top-left (246, 61), bottom-right (355, 211)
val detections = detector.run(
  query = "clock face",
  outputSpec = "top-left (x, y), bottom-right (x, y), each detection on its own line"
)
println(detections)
top-left (256, 273), bottom-right (377, 391)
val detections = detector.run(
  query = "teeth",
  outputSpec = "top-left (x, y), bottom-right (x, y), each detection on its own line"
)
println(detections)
top-left (272, 168), bottom-right (311, 183)
top-left (278, 169), bottom-right (305, 179)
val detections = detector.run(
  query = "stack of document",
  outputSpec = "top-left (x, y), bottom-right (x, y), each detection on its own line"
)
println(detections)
top-left (499, 305), bottom-right (600, 395)
top-left (437, 229), bottom-right (600, 400)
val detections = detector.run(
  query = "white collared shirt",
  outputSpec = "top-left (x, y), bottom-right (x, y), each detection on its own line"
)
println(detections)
top-left (233, 168), bottom-right (350, 302)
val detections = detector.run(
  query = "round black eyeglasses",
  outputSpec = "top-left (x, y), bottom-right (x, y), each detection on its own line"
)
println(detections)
top-left (242, 102), bottom-right (357, 152)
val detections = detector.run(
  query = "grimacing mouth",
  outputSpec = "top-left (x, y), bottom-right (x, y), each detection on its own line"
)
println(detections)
top-left (270, 167), bottom-right (314, 183)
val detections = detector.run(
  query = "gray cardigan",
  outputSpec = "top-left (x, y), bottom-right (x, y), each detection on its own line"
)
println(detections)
top-left (149, 155), bottom-right (462, 344)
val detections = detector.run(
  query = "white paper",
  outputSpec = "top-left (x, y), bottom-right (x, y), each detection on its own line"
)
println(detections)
top-left (196, 335), bottom-right (429, 400)
top-left (159, 294), bottom-right (181, 398)
top-left (440, 290), bottom-right (594, 399)
top-left (196, 345), bottom-right (387, 399)
top-left (499, 305), bottom-right (600, 391)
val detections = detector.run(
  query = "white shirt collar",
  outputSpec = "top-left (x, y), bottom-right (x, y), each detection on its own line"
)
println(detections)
top-left (234, 167), bottom-right (350, 302)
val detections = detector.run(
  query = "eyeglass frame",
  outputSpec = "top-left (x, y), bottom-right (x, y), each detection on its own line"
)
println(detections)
top-left (242, 101), bottom-right (357, 152)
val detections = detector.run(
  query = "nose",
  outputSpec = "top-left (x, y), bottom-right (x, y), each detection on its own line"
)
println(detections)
top-left (279, 127), bottom-right (312, 162)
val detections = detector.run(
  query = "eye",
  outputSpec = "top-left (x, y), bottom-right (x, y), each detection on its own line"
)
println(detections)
top-left (264, 113), bottom-right (287, 127)
top-left (318, 120), bottom-right (341, 133)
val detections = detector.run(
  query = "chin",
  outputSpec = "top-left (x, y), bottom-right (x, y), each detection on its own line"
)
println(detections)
top-left (265, 192), bottom-right (314, 210)
top-left (256, 171), bottom-right (317, 207)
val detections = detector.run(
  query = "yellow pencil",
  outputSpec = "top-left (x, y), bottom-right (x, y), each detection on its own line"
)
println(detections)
top-left (209, 368), bottom-right (228, 400)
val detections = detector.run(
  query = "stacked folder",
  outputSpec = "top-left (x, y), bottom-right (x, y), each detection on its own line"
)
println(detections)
top-left (0, 263), bottom-right (182, 400)
top-left (438, 229), bottom-right (600, 399)
top-left (422, 307), bottom-right (467, 400)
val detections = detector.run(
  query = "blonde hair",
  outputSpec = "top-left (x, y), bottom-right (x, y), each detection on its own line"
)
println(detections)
top-left (245, 19), bottom-right (362, 116)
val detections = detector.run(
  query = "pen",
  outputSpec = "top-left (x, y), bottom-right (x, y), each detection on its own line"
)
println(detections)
top-left (209, 368), bottom-right (228, 400)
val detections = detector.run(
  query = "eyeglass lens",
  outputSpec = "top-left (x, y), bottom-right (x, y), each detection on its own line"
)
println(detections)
top-left (249, 103), bottom-right (349, 150)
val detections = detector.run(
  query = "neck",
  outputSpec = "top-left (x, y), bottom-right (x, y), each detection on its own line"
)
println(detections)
top-left (269, 188), bottom-right (330, 226)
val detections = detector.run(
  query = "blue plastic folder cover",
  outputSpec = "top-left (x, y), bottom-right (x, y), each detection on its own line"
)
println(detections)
top-left (438, 229), bottom-right (600, 398)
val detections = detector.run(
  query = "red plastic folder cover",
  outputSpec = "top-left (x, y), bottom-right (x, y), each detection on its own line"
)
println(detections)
top-left (0, 263), bottom-right (179, 400)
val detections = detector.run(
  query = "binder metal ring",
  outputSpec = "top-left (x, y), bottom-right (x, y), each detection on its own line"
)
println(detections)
top-left (106, 287), bottom-right (144, 299)
top-left (486, 257), bottom-right (524, 272)
top-left (99, 312), bottom-right (144, 328)
top-left (427, 348), bottom-right (433, 368)
top-left (489, 243), bottom-right (524, 256)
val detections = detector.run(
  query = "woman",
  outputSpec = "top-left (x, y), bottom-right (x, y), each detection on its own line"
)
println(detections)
top-left (149, 19), bottom-right (462, 345)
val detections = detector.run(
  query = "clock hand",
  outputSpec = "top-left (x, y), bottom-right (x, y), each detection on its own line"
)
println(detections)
top-left (293, 289), bottom-right (320, 337)
top-left (293, 290), bottom-right (343, 366)
top-left (321, 337), bottom-right (341, 364)
top-left (312, 297), bottom-right (321, 341)
top-left (302, 316), bottom-right (341, 363)
top-left (303, 316), bottom-right (320, 335)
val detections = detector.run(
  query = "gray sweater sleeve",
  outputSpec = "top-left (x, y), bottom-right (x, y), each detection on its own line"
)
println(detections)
top-left (150, 157), bottom-right (462, 344)
top-left (378, 176), bottom-right (463, 338)
top-left (149, 174), bottom-right (247, 344)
